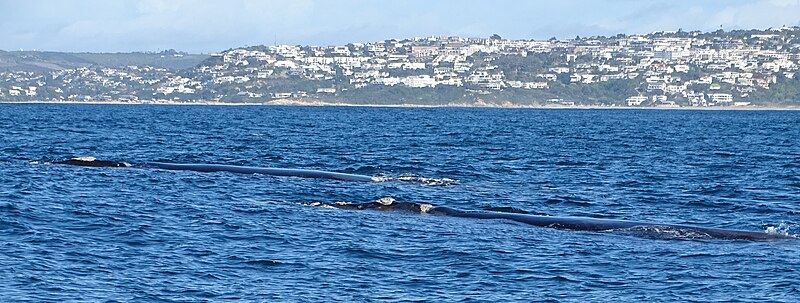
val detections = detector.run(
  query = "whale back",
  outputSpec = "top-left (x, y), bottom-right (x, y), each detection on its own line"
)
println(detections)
top-left (141, 162), bottom-right (376, 182)
top-left (317, 201), bottom-right (795, 241)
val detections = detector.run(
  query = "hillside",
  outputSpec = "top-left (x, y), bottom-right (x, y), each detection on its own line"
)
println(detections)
top-left (0, 50), bottom-right (208, 72)
top-left (2, 27), bottom-right (800, 106)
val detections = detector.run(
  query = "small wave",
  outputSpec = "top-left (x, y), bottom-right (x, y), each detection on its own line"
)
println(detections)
top-left (370, 176), bottom-right (391, 182)
top-left (554, 160), bottom-right (595, 166)
top-left (782, 162), bottom-right (800, 169)
top-left (615, 225), bottom-right (713, 240)
top-left (0, 203), bottom-right (18, 212)
top-left (393, 174), bottom-right (459, 186)
top-left (679, 253), bottom-right (725, 258)
top-left (242, 259), bottom-right (281, 266)
top-left (763, 222), bottom-right (797, 237)
top-left (342, 165), bottom-right (385, 176)
top-left (482, 206), bottom-right (530, 214)
top-left (713, 151), bottom-right (737, 157)
top-left (543, 196), bottom-right (593, 207)
top-left (29, 160), bottom-right (57, 165)
top-left (549, 275), bottom-right (580, 283)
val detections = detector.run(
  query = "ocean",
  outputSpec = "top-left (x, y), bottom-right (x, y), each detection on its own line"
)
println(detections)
top-left (1, 104), bottom-right (799, 302)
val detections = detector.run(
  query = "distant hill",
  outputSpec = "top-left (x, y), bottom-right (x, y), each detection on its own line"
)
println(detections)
top-left (0, 50), bottom-right (208, 72)
top-left (2, 27), bottom-right (800, 106)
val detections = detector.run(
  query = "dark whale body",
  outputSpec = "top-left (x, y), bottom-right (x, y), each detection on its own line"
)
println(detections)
top-left (53, 157), bottom-right (376, 182)
top-left (54, 158), bottom-right (131, 167)
top-left (52, 158), bottom-right (795, 240)
top-left (318, 199), bottom-right (795, 241)
top-left (139, 162), bottom-right (376, 182)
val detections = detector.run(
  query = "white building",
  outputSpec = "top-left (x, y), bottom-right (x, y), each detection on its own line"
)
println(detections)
top-left (710, 93), bottom-right (733, 103)
top-left (402, 75), bottom-right (437, 88)
top-left (626, 96), bottom-right (648, 106)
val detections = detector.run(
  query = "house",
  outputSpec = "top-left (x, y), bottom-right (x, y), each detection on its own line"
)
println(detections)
top-left (665, 85), bottom-right (685, 94)
top-left (438, 77), bottom-right (463, 86)
top-left (626, 96), bottom-right (648, 106)
top-left (526, 82), bottom-right (549, 89)
top-left (375, 77), bottom-right (401, 86)
top-left (548, 67), bottom-right (571, 74)
top-left (537, 73), bottom-right (558, 81)
top-left (647, 83), bottom-right (666, 91)
top-left (401, 75), bottom-right (437, 88)
top-left (696, 76), bottom-right (712, 84)
top-left (403, 62), bottom-right (426, 70)
top-left (652, 95), bottom-right (667, 102)
top-left (410, 45), bottom-right (439, 57)
top-left (271, 93), bottom-right (293, 99)
top-left (710, 93), bottom-right (733, 103)
top-left (274, 61), bottom-right (298, 69)
top-left (673, 64), bottom-right (690, 73)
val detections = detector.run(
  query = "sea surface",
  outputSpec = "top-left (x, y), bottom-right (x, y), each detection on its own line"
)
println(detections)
top-left (1, 104), bottom-right (799, 302)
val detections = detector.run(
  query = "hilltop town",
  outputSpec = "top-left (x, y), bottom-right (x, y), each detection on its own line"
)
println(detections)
top-left (2, 27), bottom-right (800, 107)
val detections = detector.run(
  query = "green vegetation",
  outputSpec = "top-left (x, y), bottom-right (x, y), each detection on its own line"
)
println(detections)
top-left (0, 50), bottom-right (208, 72)
top-left (494, 53), bottom-right (565, 82)
top-left (330, 86), bottom-right (474, 105)
top-left (748, 76), bottom-right (800, 105)
top-left (3, 27), bottom-right (800, 106)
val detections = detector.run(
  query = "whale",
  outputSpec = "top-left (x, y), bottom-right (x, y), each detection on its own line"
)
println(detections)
top-left (138, 162), bottom-right (377, 182)
top-left (54, 157), bottom-right (132, 167)
top-left (312, 198), bottom-right (796, 241)
top-left (52, 157), bottom-right (796, 240)
top-left (52, 157), bottom-right (378, 182)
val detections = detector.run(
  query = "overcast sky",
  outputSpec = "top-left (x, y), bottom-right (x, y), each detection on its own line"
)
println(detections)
top-left (2, 0), bottom-right (800, 53)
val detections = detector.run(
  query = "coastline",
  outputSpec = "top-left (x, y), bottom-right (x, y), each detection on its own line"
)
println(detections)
top-left (2, 99), bottom-right (799, 110)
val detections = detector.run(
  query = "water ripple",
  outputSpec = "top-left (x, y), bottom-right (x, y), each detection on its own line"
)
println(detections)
top-left (1, 105), bottom-right (799, 302)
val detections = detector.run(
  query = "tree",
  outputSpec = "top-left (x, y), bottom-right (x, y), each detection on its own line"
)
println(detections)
top-left (490, 34), bottom-right (502, 40)
top-left (557, 73), bottom-right (572, 85)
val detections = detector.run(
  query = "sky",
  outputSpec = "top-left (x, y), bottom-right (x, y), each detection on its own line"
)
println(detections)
top-left (1, 0), bottom-right (800, 53)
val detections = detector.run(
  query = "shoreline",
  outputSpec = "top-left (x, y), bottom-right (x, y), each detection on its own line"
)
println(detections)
top-left (2, 99), bottom-right (799, 110)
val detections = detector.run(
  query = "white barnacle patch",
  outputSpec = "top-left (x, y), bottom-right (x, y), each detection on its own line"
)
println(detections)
top-left (335, 201), bottom-right (352, 206)
top-left (72, 156), bottom-right (97, 162)
top-left (375, 197), bottom-right (396, 205)
top-left (419, 203), bottom-right (433, 213)
top-left (308, 201), bottom-right (336, 209)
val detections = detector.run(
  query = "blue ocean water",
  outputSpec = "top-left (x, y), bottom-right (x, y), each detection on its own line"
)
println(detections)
top-left (1, 104), bottom-right (799, 302)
